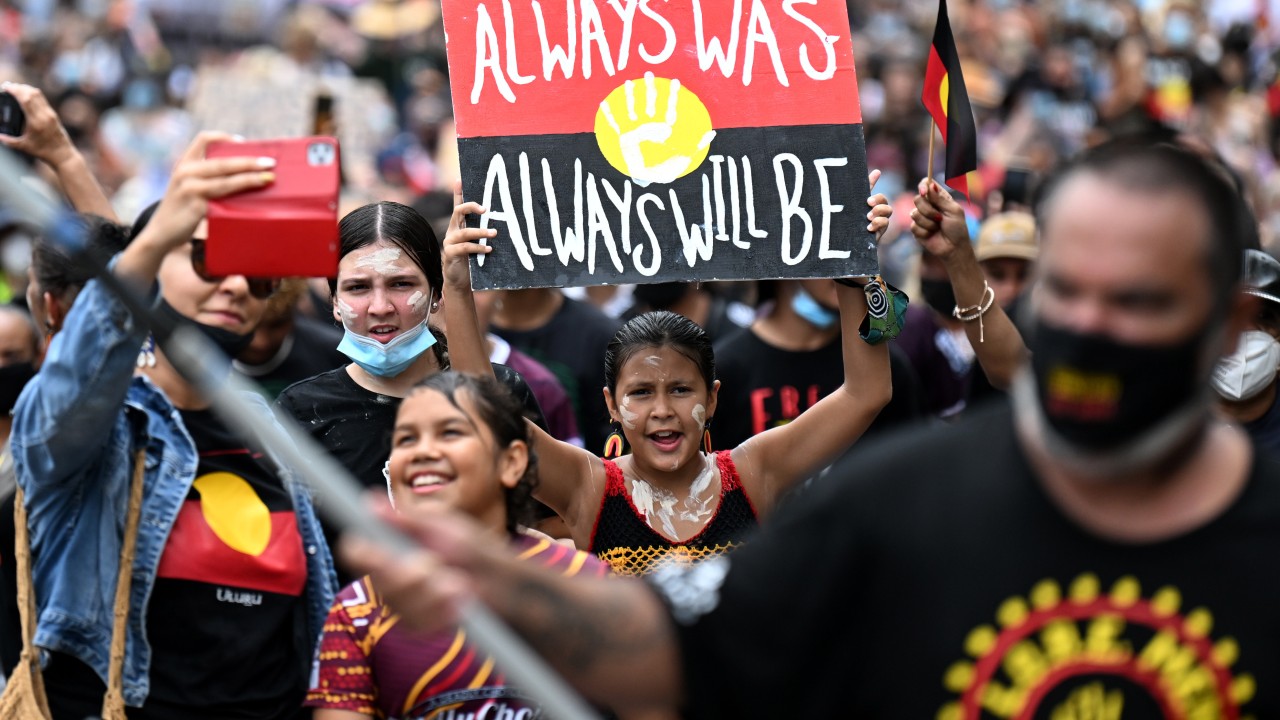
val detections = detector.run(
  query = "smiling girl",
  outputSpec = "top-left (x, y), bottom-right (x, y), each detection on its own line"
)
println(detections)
top-left (305, 372), bottom-right (606, 720)
top-left (442, 174), bottom-right (897, 575)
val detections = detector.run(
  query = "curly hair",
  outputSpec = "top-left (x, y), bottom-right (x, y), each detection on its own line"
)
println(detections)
top-left (407, 372), bottom-right (538, 535)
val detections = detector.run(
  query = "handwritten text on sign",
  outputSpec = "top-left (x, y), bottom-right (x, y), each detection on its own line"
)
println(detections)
top-left (443, 0), bottom-right (875, 289)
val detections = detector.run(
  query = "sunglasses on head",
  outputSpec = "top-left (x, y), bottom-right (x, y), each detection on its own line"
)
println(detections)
top-left (190, 239), bottom-right (279, 300)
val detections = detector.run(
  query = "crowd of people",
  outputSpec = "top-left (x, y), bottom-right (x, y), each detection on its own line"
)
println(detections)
top-left (0, 0), bottom-right (1278, 718)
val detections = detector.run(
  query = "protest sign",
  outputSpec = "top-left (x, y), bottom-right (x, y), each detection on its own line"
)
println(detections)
top-left (442, 0), bottom-right (875, 289)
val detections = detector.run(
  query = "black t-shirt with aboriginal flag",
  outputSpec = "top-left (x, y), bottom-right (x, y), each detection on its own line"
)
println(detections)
top-left (44, 409), bottom-right (310, 719)
top-left (659, 403), bottom-right (1280, 719)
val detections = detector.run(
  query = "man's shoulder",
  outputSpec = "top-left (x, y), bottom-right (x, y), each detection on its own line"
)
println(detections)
top-left (1237, 449), bottom-right (1280, 519)
top-left (822, 404), bottom-right (1023, 502)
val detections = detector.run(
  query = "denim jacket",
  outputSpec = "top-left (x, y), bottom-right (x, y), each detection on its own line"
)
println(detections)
top-left (10, 277), bottom-right (336, 707)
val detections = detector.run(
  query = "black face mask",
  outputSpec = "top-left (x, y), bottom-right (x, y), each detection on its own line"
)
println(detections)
top-left (1028, 319), bottom-right (1207, 451)
top-left (919, 277), bottom-right (956, 318)
top-left (155, 299), bottom-right (255, 360)
top-left (0, 361), bottom-right (36, 415)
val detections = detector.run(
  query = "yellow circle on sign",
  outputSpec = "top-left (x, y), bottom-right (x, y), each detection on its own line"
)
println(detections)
top-left (594, 73), bottom-right (716, 186)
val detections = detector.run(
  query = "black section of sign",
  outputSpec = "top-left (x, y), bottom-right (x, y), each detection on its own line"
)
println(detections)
top-left (459, 124), bottom-right (875, 289)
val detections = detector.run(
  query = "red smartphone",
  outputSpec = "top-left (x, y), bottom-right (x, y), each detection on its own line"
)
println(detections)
top-left (205, 137), bottom-right (341, 278)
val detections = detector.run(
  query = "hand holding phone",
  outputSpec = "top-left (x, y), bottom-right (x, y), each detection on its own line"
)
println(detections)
top-left (205, 137), bottom-right (341, 278)
top-left (0, 91), bottom-right (24, 137)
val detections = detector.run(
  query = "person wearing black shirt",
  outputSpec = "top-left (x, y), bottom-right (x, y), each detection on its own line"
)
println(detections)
top-left (14, 137), bottom-right (334, 718)
top-left (713, 279), bottom-right (923, 448)
top-left (278, 362), bottom-right (543, 488)
top-left (488, 288), bottom-right (621, 453)
top-left (337, 141), bottom-right (1280, 719)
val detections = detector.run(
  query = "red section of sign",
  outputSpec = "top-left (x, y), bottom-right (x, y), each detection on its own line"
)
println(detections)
top-left (443, 0), bottom-right (861, 137)
top-left (156, 502), bottom-right (308, 596)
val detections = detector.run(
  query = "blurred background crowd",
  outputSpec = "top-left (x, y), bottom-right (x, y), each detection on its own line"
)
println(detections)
top-left (1, 0), bottom-right (1279, 429)
top-left (4, 0), bottom-right (1279, 266)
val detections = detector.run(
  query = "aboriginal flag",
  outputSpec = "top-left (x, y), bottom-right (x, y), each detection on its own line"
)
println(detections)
top-left (922, 0), bottom-right (977, 198)
top-left (441, 0), bottom-right (877, 289)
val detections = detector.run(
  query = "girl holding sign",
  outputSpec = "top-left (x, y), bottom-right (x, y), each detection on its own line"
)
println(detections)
top-left (441, 173), bottom-right (896, 576)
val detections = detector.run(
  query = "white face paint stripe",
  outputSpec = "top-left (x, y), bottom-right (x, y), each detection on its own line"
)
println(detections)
top-left (336, 299), bottom-right (358, 327)
top-left (619, 396), bottom-right (639, 429)
top-left (354, 247), bottom-right (405, 276)
top-left (407, 290), bottom-right (429, 314)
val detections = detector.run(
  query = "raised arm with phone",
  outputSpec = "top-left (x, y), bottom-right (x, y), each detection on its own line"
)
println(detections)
top-left (11, 131), bottom-right (337, 717)
top-left (0, 81), bottom-right (116, 221)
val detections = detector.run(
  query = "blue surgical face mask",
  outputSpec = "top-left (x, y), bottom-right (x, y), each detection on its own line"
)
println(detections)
top-left (1164, 13), bottom-right (1194, 50)
top-left (338, 319), bottom-right (438, 377)
top-left (791, 286), bottom-right (839, 329)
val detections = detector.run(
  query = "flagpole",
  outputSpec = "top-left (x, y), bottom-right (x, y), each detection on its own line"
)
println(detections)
top-left (927, 121), bottom-right (936, 183)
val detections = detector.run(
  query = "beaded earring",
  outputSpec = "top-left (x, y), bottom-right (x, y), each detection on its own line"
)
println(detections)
top-left (702, 419), bottom-right (713, 454)
top-left (603, 423), bottom-right (625, 459)
top-left (136, 335), bottom-right (157, 368)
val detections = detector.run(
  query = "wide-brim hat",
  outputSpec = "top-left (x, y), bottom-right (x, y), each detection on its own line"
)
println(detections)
top-left (975, 211), bottom-right (1038, 263)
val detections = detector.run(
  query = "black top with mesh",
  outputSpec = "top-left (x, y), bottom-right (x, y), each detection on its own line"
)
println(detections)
top-left (589, 451), bottom-right (758, 576)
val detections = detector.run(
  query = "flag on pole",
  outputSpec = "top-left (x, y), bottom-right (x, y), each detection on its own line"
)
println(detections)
top-left (921, 0), bottom-right (978, 198)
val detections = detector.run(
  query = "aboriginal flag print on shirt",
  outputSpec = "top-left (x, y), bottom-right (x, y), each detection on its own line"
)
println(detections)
top-left (443, 0), bottom-right (877, 289)
top-left (145, 409), bottom-right (310, 715)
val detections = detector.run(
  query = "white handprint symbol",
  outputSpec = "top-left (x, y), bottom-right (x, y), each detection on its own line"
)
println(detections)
top-left (595, 72), bottom-right (716, 187)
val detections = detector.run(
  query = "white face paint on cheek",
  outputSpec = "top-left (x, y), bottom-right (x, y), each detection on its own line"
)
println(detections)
top-left (336, 299), bottom-right (358, 328)
top-left (408, 290), bottom-right (429, 314)
top-left (619, 396), bottom-right (639, 429)
top-left (355, 247), bottom-right (404, 276)
top-left (692, 404), bottom-right (705, 427)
